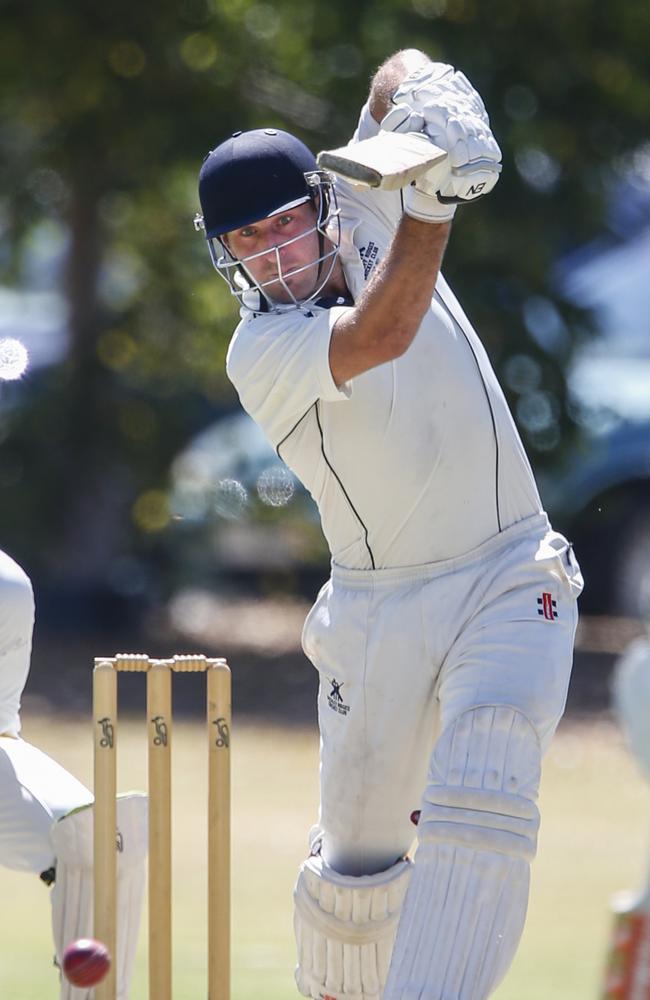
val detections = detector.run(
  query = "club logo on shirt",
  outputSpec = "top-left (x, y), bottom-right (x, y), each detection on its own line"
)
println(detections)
top-left (359, 241), bottom-right (380, 280)
top-left (537, 592), bottom-right (558, 620)
top-left (327, 678), bottom-right (350, 716)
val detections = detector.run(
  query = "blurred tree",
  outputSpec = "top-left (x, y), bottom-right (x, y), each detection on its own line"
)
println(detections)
top-left (0, 0), bottom-right (258, 590)
top-left (0, 0), bottom-right (648, 596)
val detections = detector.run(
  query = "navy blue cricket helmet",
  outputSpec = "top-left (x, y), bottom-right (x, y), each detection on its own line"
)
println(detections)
top-left (198, 128), bottom-right (319, 238)
top-left (194, 127), bottom-right (340, 311)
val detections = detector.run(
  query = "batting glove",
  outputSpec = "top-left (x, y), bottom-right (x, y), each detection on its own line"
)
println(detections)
top-left (404, 181), bottom-right (457, 224)
top-left (381, 61), bottom-right (502, 210)
top-left (392, 62), bottom-right (490, 128)
top-left (427, 110), bottom-right (502, 204)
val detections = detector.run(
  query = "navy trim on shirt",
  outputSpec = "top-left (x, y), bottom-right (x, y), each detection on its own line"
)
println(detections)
top-left (276, 400), bottom-right (376, 569)
top-left (314, 402), bottom-right (376, 568)
top-left (434, 290), bottom-right (502, 533)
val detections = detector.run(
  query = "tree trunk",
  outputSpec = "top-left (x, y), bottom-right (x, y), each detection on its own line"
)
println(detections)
top-left (46, 183), bottom-right (129, 585)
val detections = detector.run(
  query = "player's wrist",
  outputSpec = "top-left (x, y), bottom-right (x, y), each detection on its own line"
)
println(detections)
top-left (404, 185), bottom-right (456, 224)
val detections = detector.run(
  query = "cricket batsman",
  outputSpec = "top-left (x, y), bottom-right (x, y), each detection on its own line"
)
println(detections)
top-left (195, 47), bottom-right (583, 998)
top-left (0, 547), bottom-right (147, 998)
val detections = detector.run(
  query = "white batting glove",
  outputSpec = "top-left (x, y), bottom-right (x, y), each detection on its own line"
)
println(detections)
top-left (404, 182), bottom-right (457, 224)
top-left (427, 110), bottom-right (502, 203)
top-left (392, 62), bottom-right (490, 128)
top-left (382, 106), bottom-right (502, 203)
top-left (394, 115), bottom-right (501, 222)
top-left (382, 61), bottom-right (502, 210)
top-left (380, 102), bottom-right (426, 135)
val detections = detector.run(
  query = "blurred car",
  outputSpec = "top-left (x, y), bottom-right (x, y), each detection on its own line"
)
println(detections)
top-left (553, 192), bottom-right (650, 618)
top-left (545, 416), bottom-right (650, 618)
top-left (169, 411), bottom-right (328, 595)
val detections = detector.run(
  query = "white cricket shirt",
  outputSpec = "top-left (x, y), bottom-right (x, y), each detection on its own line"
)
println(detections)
top-left (226, 106), bottom-right (542, 570)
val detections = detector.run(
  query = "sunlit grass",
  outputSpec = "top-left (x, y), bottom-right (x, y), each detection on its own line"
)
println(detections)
top-left (1, 714), bottom-right (648, 998)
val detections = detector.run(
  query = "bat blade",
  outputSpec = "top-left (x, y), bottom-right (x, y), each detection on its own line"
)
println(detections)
top-left (317, 131), bottom-right (447, 191)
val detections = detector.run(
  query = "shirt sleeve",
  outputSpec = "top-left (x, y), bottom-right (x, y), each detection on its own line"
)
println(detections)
top-left (226, 306), bottom-right (352, 448)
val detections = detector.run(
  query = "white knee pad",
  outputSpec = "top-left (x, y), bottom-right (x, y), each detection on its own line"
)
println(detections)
top-left (294, 853), bottom-right (412, 1000)
top-left (384, 706), bottom-right (542, 1000)
top-left (50, 792), bottom-right (147, 1000)
top-left (419, 704), bottom-right (541, 862)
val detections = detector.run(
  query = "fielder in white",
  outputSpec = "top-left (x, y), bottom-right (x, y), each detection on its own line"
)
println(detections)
top-left (0, 548), bottom-right (147, 998)
top-left (195, 48), bottom-right (583, 999)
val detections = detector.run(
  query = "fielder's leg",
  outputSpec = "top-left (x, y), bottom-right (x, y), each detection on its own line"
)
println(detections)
top-left (0, 735), bottom-right (93, 873)
top-left (0, 735), bottom-right (147, 999)
top-left (50, 793), bottom-right (148, 1000)
top-left (0, 550), bottom-right (147, 996)
top-left (0, 734), bottom-right (94, 996)
top-left (383, 705), bottom-right (541, 999)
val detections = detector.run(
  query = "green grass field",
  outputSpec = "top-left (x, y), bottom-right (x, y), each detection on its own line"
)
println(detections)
top-left (1, 713), bottom-right (648, 998)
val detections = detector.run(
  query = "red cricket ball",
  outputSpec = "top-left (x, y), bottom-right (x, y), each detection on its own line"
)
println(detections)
top-left (62, 938), bottom-right (111, 987)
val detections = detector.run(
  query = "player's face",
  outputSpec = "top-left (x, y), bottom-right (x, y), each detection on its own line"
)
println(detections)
top-left (225, 202), bottom-right (324, 303)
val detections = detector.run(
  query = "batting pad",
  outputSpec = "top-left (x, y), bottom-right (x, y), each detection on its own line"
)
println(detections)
top-left (294, 853), bottom-right (412, 1000)
top-left (50, 792), bottom-right (148, 1000)
top-left (383, 706), bottom-right (541, 999)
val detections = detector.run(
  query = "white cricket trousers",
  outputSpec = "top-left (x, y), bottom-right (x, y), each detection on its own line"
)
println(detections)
top-left (0, 549), bottom-right (92, 873)
top-left (301, 513), bottom-right (582, 877)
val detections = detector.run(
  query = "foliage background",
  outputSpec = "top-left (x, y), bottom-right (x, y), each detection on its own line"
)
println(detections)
top-left (0, 0), bottom-right (649, 601)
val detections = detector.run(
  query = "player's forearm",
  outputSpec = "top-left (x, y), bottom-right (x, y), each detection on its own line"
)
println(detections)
top-left (354, 215), bottom-right (451, 346)
top-left (368, 49), bottom-right (431, 124)
top-left (329, 217), bottom-right (450, 386)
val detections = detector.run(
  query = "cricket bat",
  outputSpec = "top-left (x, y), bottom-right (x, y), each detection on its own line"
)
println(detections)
top-left (317, 130), bottom-right (447, 192)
